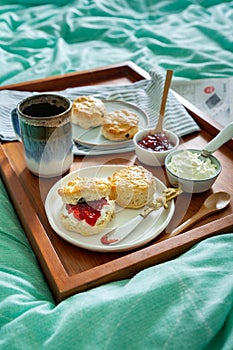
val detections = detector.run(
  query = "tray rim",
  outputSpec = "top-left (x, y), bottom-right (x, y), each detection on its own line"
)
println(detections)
top-left (1, 61), bottom-right (233, 302)
top-left (0, 61), bottom-right (151, 92)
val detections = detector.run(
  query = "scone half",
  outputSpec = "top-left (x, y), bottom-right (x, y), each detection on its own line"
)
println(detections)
top-left (58, 177), bottom-right (115, 236)
top-left (72, 96), bottom-right (106, 129)
top-left (110, 165), bottom-right (156, 209)
top-left (101, 109), bottom-right (139, 141)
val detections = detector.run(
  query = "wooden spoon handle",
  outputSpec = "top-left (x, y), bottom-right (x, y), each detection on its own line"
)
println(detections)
top-left (169, 208), bottom-right (211, 236)
top-left (159, 69), bottom-right (173, 117)
top-left (157, 207), bottom-right (213, 242)
top-left (154, 69), bottom-right (173, 133)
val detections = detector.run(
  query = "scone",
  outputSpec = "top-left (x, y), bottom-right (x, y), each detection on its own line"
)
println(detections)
top-left (72, 96), bottom-right (105, 129)
top-left (58, 177), bottom-right (115, 236)
top-left (109, 165), bottom-right (156, 209)
top-left (101, 109), bottom-right (139, 141)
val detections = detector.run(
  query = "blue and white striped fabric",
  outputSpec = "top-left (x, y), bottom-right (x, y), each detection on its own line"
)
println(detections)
top-left (0, 70), bottom-right (200, 151)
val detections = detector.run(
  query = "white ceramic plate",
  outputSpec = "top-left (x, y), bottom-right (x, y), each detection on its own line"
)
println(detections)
top-left (45, 165), bottom-right (175, 252)
top-left (72, 100), bottom-right (149, 149)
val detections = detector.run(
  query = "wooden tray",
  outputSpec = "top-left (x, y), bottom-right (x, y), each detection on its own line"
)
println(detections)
top-left (1, 61), bottom-right (233, 302)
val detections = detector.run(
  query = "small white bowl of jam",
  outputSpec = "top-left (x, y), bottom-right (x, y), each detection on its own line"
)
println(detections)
top-left (133, 128), bottom-right (179, 166)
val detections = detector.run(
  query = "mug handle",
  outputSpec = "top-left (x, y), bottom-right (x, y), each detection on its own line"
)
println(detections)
top-left (11, 108), bottom-right (22, 141)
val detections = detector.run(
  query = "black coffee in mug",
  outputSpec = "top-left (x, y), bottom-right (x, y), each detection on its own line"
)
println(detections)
top-left (23, 102), bottom-right (66, 118)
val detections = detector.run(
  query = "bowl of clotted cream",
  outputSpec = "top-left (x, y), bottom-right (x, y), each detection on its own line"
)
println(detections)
top-left (165, 149), bottom-right (221, 193)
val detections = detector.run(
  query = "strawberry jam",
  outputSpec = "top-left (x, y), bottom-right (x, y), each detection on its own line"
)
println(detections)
top-left (66, 198), bottom-right (108, 226)
top-left (138, 132), bottom-right (173, 151)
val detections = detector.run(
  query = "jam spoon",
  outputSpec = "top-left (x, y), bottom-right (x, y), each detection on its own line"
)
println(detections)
top-left (152, 69), bottom-right (173, 134)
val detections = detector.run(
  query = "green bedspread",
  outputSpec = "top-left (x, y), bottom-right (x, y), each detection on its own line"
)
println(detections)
top-left (0, 1), bottom-right (233, 349)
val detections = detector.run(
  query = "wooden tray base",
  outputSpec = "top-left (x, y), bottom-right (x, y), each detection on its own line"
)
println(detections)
top-left (1, 62), bottom-right (232, 302)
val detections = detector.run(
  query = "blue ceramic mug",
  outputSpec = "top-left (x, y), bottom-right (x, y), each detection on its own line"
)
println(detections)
top-left (12, 94), bottom-right (73, 177)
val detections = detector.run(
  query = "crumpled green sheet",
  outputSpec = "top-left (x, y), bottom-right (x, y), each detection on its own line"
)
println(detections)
top-left (0, 0), bottom-right (232, 86)
top-left (0, 0), bottom-right (233, 349)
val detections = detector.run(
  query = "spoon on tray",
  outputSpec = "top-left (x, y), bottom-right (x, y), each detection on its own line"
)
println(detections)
top-left (157, 191), bottom-right (231, 242)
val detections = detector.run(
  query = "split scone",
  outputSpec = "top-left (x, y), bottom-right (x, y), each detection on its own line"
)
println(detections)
top-left (109, 165), bottom-right (156, 209)
top-left (58, 177), bottom-right (115, 236)
top-left (101, 109), bottom-right (139, 141)
top-left (72, 96), bottom-right (106, 129)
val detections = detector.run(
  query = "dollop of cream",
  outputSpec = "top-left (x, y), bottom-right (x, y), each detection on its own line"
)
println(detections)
top-left (168, 151), bottom-right (218, 180)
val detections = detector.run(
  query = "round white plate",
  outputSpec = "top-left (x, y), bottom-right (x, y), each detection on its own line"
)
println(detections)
top-left (45, 165), bottom-right (175, 252)
top-left (72, 100), bottom-right (149, 149)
